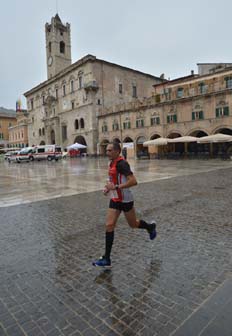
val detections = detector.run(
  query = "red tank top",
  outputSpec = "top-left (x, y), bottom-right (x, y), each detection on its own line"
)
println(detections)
top-left (108, 156), bottom-right (124, 202)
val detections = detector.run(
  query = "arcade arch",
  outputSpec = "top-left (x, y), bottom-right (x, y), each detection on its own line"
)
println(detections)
top-left (136, 136), bottom-right (148, 158)
top-left (100, 139), bottom-right (109, 156)
top-left (51, 130), bottom-right (55, 144)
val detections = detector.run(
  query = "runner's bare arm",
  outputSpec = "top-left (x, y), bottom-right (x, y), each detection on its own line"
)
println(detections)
top-left (118, 174), bottom-right (137, 189)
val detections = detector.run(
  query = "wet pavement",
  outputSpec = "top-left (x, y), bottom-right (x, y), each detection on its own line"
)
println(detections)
top-left (1, 157), bottom-right (232, 207)
top-left (0, 158), bottom-right (232, 335)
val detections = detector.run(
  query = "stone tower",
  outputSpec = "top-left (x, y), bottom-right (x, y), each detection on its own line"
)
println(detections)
top-left (45, 14), bottom-right (72, 79)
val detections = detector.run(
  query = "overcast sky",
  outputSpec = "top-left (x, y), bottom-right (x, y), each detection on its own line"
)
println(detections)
top-left (1, 0), bottom-right (232, 109)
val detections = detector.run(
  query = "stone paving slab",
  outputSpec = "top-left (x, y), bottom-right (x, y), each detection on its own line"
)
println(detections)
top-left (0, 167), bottom-right (232, 335)
top-left (171, 277), bottom-right (232, 336)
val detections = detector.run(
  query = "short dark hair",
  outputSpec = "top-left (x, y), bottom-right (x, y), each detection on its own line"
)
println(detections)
top-left (108, 141), bottom-right (121, 153)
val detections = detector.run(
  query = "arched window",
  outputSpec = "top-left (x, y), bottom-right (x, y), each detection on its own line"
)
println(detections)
top-left (60, 41), bottom-right (65, 54)
top-left (80, 118), bottom-right (85, 129)
top-left (39, 129), bottom-right (42, 136)
top-left (75, 119), bottom-right (79, 130)
top-left (42, 128), bottom-right (45, 136)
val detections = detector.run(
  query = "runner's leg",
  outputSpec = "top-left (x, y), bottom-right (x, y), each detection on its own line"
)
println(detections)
top-left (105, 208), bottom-right (121, 260)
top-left (124, 207), bottom-right (157, 240)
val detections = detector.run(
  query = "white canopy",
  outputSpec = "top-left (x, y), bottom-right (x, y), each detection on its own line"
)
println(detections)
top-left (143, 136), bottom-right (198, 146)
top-left (143, 137), bottom-right (168, 146)
top-left (67, 142), bottom-right (87, 150)
top-left (168, 136), bottom-right (198, 143)
top-left (197, 133), bottom-right (232, 144)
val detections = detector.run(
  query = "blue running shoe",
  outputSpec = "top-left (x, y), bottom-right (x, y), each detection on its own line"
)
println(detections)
top-left (149, 221), bottom-right (157, 240)
top-left (92, 256), bottom-right (111, 268)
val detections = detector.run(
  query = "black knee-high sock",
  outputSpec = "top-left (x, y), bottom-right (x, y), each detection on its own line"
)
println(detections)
top-left (105, 231), bottom-right (114, 260)
top-left (139, 219), bottom-right (152, 231)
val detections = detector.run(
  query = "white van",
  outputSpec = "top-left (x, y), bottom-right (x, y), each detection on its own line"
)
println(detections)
top-left (30, 145), bottom-right (62, 161)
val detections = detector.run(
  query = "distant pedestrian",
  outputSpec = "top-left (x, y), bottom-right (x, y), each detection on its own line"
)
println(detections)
top-left (93, 141), bottom-right (157, 267)
top-left (122, 147), bottom-right (127, 160)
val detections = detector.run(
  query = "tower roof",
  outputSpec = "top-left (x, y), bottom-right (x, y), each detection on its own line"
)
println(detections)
top-left (54, 13), bottom-right (62, 23)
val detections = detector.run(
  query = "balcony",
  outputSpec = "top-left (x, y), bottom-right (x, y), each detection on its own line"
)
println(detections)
top-left (84, 80), bottom-right (99, 92)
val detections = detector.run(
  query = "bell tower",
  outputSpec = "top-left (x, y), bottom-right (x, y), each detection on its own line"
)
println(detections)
top-left (45, 14), bottom-right (72, 79)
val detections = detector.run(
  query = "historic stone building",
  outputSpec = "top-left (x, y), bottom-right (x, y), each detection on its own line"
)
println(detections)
top-left (98, 63), bottom-right (232, 157)
top-left (8, 110), bottom-right (29, 148)
top-left (0, 108), bottom-right (16, 149)
top-left (24, 14), bottom-right (164, 154)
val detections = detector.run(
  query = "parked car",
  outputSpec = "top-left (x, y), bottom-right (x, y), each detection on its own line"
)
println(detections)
top-left (16, 147), bottom-right (35, 163)
top-left (4, 150), bottom-right (17, 160)
top-left (29, 145), bottom-right (62, 161)
top-left (7, 151), bottom-right (20, 163)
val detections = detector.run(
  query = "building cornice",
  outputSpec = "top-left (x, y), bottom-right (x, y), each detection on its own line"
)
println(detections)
top-left (24, 55), bottom-right (164, 97)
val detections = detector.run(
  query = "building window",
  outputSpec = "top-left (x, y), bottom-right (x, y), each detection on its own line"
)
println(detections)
top-left (79, 76), bottom-right (83, 89)
top-left (62, 125), bottom-right (67, 141)
top-left (176, 88), bottom-right (183, 98)
top-left (49, 42), bottom-right (52, 53)
top-left (216, 106), bottom-right (229, 117)
top-left (167, 114), bottom-right (177, 123)
top-left (225, 76), bottom-right (232, 89)
top-left (192, 111), bottom-right (204, 120)
top-left (55, 88), bottom-right (58, 99)
top-left (136, 119), bottom-right (144, 128)
top-left (97, 99), bottom-right (101, 105)
top-left (119, 84), bottom-right (123, 94)
top-left (123, 120), bottom-right (131, 129)
top-left (42, 95), bottom-right (45, 105)
top-left (75, 119), bottom-right (79, 130)
top-left (164, 87), bottom-right (171, 100)
top-left (60, 41), bottom-right (65, 54)
top-left (39, 129), bottom-right (42, 136)
top-left (102, 123), bottom-right (108, 132)
top-left (198, 82), bottom-right (207, 94)
top-left (42, 128), bottom-right (45, 136)
top-left (72, 101), bottom-right (75, 110)
top-left (112, 122), bottom-right (119, 131)
top-left (150, 116), bottom-right (160, 125)
top-left (132, 85), bottom-right (137, 98)
top-left (80, 118), bottom-right (85, 129)
top-left (31, 98), bottom-right (34, 110)
top-left (70, 80), bottom-right (74, 93)
top-left (63, 85), bottom-right (66, 96)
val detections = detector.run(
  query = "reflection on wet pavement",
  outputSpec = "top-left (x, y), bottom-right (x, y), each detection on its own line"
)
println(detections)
top-left (0, 159), bottom-right (232, 335)
top-left (0, 157), bottom-right (232, 207)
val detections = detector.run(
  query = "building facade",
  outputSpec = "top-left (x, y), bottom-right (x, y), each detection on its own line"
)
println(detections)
top-left (0, 109), bottom-right (16, 148)
top-left (98, 65), bottom-right (232, 157)
top-left (24, 14), bottom-right (164, 154)
top-left (8, 110), bottom-right (29, 148)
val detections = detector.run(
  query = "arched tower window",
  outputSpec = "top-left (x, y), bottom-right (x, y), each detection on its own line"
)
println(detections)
top-left (80, 118), bottom-right (85, 129)
top-left (75, 119), bottom-right (79, 130)
top-left (60, 41), bottom-right (65, 54)
top-left (49, 42), bottom-right (52, 53)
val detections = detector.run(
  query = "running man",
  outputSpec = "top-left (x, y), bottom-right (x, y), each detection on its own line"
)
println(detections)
top-left (93, 141), bottom-right (157, 267)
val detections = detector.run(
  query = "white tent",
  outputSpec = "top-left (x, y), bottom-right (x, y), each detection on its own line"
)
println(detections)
top-left (67, 142), bottom-right (87, 150)
top-left (168, 136), bottom-right (198, 143)
top-left (143, 137), bottom-right (168, 146)
top-left (197, 133), bottom-right (232, 144)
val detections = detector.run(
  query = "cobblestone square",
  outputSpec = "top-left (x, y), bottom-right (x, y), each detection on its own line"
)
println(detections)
top-left (0, 159), bottom-right (231, 335)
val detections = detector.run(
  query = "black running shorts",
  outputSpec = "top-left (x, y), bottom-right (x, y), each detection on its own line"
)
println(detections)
top-left (109, 200), bottom-right (134, 212)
